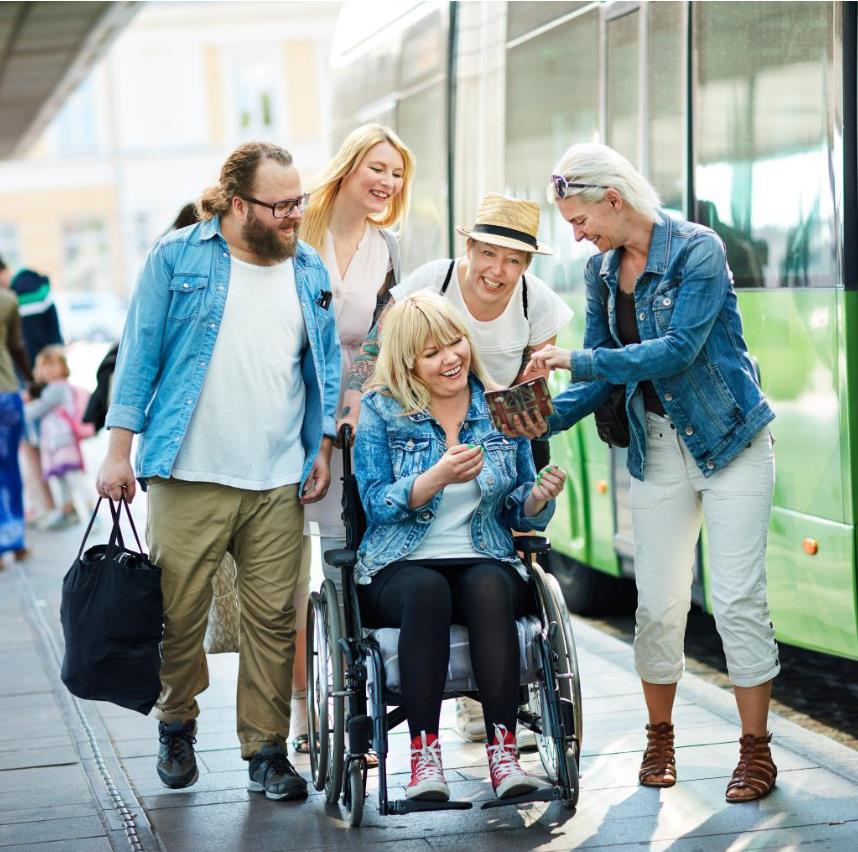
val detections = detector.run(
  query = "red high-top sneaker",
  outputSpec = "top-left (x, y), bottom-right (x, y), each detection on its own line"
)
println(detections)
top-left (486, 723), bottom-right (541, 799)
top-left (406, 731), bottom-right (450, 801)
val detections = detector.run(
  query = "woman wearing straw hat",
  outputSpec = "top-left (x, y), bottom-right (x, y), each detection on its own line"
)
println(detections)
top-left (288, 123), bottom-right (415, 756)
top-left (342, 192), bottom-right (573, 744)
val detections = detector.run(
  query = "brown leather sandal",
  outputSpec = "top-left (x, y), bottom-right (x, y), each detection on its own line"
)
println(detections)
top-left (726, 732), bottom-right (777, 802)
top-left (639, 722), bottom-right (676, 787)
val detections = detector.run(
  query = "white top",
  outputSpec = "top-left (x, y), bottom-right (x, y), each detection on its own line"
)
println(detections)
top-left (171, 255), bottom-right (307, 490)
top-left (408, 479), bottom-right (482, 561)
top-left (304, 224), bottom-right (391, 535)
top-left (391, 257), bottom-right (573, 387)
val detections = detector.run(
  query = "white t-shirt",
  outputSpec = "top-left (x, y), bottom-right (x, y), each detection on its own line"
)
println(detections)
top-left (171, 255), bottom-right (308, 490)
top-left (408, 479), bottom-right (482, 561)
top-left (390, 257), bottom-right (573, 387)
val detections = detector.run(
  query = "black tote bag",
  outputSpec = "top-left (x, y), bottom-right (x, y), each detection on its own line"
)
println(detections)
top-left (60, 498), bottom-right (164, 714)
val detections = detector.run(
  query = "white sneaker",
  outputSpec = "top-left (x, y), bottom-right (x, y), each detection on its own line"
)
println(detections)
top-left (516, 724), bottom-right (537, 753)
top-left (454, 697), bottom-right (487, 742)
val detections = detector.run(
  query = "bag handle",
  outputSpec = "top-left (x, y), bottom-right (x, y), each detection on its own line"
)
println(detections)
top-left (76, 493), bottom-right (145, 563)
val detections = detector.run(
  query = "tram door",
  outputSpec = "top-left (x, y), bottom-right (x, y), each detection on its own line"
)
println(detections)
top-left (603, 1), bottom-right (705, 604)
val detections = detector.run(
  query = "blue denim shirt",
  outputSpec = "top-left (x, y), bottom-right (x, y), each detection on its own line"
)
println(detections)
top-left (105, 217), bottom-right (341, 490)
top-left (549, 215), bottom-right (774, 480)
top-left (353, 374), bottom-right (555, 583)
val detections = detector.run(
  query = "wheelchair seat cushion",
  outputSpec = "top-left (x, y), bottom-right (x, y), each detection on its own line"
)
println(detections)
top-left (367, 616), bottom-right (542, 694)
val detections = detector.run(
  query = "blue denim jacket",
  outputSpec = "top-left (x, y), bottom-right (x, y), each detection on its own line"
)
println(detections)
top-left (106, 217), bottom-right (341, 490)
top-left (549, 215), bottom-right (774, 480)
top-left (353, 375), bottom-right (554, 583)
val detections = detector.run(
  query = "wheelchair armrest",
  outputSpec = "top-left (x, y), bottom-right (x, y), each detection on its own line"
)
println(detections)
top-left (515, 535), bottom-right (550, 557)
top-left (324, 547), bottom-right (357, 568)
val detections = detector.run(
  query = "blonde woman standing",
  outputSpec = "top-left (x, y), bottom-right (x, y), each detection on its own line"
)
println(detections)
top-left (290, 124), bottom-right (415, 753)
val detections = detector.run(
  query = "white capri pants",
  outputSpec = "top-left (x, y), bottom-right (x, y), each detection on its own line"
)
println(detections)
top-left (630, 412), bottom-right (780, 688)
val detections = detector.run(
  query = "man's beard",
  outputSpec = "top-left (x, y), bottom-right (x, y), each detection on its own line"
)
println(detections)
top-left (241, 210), bottom-right (298, 261)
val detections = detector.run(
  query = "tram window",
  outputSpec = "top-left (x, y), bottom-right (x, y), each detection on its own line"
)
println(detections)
top-left (397, 80), bottom-right (448, 272)
top-left (695, 1), bottom-right (836, 288)
top-left (506, 2), bottom-right (590, 43)
top-left (647, 1), bottom-right (685, 211)
top-left (607, 10), bottom-right (640, 169)
top-left (400, 8), bottom-right (445, 90)
top-left (505, 10), bottom-right (600, 293)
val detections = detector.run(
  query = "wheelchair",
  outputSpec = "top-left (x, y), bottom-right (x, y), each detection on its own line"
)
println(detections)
top-left (305, 426), bottom-right (583, 827)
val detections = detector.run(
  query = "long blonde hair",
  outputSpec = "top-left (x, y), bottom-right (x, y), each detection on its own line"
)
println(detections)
top-left (371, 291), bottom-right (488, 415)
top-left (301, 123), bottom-right (415, 253)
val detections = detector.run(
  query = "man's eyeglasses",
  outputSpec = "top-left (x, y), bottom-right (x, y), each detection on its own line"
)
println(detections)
top-left (240, 193), bottom-right (310, 218)
top-left (551, 174), bottom-right (609, 200)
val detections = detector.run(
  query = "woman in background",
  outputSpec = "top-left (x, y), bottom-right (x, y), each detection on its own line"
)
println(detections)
top-left (290, 123), bottom-right (415, 753)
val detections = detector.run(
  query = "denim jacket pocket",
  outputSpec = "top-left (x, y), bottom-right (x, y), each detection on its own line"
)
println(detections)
top-left (652, 282), bottom-right (680, 332)
top-left (482, 435), bottom-right (517, 481)
top-left (168, 274), bottom-right (208, 323)
top-left (389, 435), bottom-right (431, 479)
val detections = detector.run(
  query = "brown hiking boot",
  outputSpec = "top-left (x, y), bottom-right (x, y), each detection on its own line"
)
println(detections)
top-left (726, 733), bottom-right (777, 802)
top-left (639, 722), bottom-right (676, 788)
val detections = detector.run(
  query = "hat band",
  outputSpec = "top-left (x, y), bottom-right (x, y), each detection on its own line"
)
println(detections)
top-left (471, 223), bottom-right (537, 249)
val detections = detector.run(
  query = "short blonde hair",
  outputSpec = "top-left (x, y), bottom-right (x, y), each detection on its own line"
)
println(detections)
top-left (548, 142), bottom-right (662, 223)
top-left (35, 345), bottom-right (70, 380)
top-left (301, 123), bottom-right (415, 253)
top-left (371, 291), bottom-right (488, 414)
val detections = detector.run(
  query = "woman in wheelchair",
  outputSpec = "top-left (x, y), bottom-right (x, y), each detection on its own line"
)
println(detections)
top-left (353, 291), bottom-right (566, 802)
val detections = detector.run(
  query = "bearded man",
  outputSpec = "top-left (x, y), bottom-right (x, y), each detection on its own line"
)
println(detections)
top-left (97, 142), bottom-right (339, 801)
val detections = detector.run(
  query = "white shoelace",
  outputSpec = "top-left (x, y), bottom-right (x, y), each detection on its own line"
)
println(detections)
top-left (487, 723), bottom-right (522, 782)
top-left (411, 732), bottom-right (445, 783)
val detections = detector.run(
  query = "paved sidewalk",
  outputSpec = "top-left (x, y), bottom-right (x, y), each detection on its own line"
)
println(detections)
top-left (3, 519), bottom-right (858, 851)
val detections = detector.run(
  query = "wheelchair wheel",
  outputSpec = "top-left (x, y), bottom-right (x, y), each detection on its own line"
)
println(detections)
top-left (529, 563), bottom-right (583, 781)
top-left (345, 760), bottom-right (365, 828)
top-left (306, 580), bottom-right (345, 803)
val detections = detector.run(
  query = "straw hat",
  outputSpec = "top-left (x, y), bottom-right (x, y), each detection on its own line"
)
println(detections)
top-left (456, 192), bottom-right (553, 255)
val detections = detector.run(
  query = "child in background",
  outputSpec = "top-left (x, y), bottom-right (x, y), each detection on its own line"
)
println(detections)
top-left (24, 346), bottom-right (93, 529)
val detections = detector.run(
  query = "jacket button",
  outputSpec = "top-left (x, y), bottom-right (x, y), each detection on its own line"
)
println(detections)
top-left (182, 283), bottom-right (189, 289)
top-left (664, 392), bottom-right (673, 401)
top-left (486, 476), bottom-right (494, 486)
top-left (420, 511), bottom-right (431, 521)
top-left (706, 461), bottom-right (715, 470)
top-left (685, 426), bottom-right (694, 435)
top-left (406, 439), bottom-right (414, 449)
top-left (639, 312), bottom-right (645, 321)
top-left (663, 297), bottom-right (672, 307)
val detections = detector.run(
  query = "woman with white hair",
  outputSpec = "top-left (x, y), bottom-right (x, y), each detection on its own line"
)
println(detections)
top-left (528, 143), bottom-right (780, 803)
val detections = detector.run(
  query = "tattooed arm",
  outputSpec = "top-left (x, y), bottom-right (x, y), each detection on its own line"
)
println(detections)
top-left (337, 297), bottom-right (396, 443)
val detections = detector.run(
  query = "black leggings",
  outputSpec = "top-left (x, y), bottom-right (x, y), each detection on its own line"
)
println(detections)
top-left (358, 558), bottom-right (534, 741)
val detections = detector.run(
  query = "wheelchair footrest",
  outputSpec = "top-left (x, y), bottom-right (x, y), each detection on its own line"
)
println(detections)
top-left (480, 786), bottom-right (563, 809)
top-left (386, 799), bottom-right (473, 814)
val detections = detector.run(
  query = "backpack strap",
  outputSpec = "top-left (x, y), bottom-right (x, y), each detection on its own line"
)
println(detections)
top-left (439, 260), bottom-right (456, 295)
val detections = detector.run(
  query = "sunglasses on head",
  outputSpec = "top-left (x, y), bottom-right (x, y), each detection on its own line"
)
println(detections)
top-left (551, 174), bottom-right (610, 200)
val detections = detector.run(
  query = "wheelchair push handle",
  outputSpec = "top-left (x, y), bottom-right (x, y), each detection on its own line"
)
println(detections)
top-left (340, 424), bottom-right (353, 478)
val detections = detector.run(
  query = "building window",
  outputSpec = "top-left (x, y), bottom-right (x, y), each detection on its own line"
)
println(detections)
top-left (229, 59), bottom-right (279, 139)
top-left (0, 223), bottom-right (20, 270)
top-left (62, 219), bottom-right (110, 292)
top-left (54, 77), bottom-right (101, 156)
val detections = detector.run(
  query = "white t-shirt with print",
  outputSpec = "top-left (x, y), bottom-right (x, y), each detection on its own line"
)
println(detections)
top-left (171, 255), bottom-right (307, 490)
top-left (390, 257), bottom-right (573, 387)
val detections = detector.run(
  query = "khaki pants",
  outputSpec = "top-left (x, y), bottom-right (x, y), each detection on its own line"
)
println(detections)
top-left (147, 478), bottom-right (304, 759)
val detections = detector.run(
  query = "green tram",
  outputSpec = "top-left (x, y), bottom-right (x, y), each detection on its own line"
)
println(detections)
top-left (330, 1), bottom-right (858, 660)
